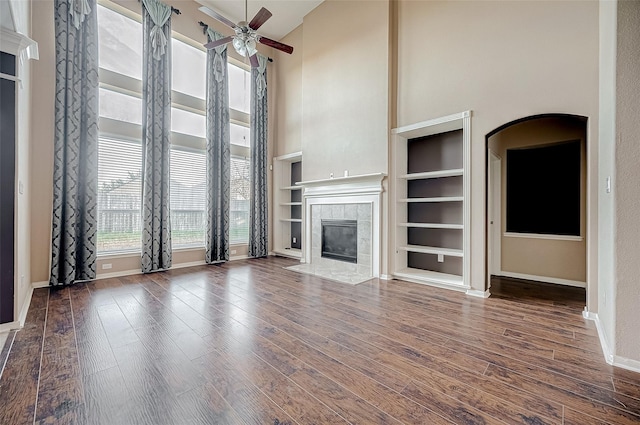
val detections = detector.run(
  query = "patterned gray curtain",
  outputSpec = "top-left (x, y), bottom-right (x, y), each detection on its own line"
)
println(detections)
top-left (50, 0), bottom-right (99, 286)
top-left (248, 55), bottom-right (268, 258)
top-left (205, 28), bottom-right (230, 264)
top-left (141, 0), bottom-right (172, 273)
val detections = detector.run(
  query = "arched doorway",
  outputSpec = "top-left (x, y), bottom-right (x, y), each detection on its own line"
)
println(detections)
top-left (485, 114), bottom-right (588, 304)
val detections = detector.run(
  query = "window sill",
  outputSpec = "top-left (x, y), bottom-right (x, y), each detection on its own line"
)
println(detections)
top-left (503, 232), bottom-right (583, 242)
top-left (97, 244), bottom-right (248, 260)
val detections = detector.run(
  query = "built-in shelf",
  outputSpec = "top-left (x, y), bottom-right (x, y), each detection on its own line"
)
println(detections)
top-left (273, 152), bottom-right (303, 260)
top-left (398, 222), bottom-right (463, 230)
top-left (394, 268), bottom-right (464, 287)
top-left (399, 196), bottom-right (463, 203)
top-left (399, 169), bottom-right (464, 180)
top-left (392, 111), bottom-right (471, 291)
top-left (399, 244), bottom-right (463, 257)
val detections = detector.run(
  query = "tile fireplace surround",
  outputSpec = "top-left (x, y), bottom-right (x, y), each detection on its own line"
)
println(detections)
top-left (285, 173), bottom-right (385, 285)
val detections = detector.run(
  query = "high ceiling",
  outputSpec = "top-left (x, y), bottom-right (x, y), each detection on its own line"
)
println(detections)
top-left (195, 0), bottom-right (323, 40)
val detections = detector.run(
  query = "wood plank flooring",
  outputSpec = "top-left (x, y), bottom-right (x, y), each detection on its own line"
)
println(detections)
top-left (0, 256), bottom-right (639, 424)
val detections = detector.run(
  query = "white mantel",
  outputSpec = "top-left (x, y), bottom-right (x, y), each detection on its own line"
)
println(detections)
top-left (296, 173), bottom-right (386, 281)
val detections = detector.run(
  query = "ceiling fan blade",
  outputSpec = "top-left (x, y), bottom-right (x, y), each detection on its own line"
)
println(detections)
top-left (204, 35), bottom-right (233, 50)
top-left (198, 6), bottom-right (237, 29)
top-left (249, 53), bottom-right (259, 68)
top-left (248, 7), bottom-right (272, 30)
top-left (258, 36), bottom-right (294, 54)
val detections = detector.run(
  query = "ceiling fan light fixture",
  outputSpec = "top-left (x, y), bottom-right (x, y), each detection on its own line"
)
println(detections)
top-left (232, 33), bottom-right (257, 58)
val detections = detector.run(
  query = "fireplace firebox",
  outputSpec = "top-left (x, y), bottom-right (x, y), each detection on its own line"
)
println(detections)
top-left (321, 219), bottom-right (357, 263)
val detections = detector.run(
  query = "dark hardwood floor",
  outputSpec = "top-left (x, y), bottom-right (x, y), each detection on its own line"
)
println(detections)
top-left (0, 256), bottom-right (639, 424)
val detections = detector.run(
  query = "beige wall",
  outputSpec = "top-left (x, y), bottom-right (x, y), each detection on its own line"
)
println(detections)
top-left (489, 117), bottom-right (587, 283)
top-left (614, 0), bottom-right (640, 362)
top-left (300, 0), bottom-right (390, 181)
top-left (29, 0), bottom-right (271, 282)
top-left (274, 25), bottom-right (303, 156)
top-left (396, 0), bottom-right (599, 293)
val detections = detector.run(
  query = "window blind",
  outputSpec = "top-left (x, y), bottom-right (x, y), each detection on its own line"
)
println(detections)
top-left (97, 137), bottom-right (143, 253)
top-left (230, 157), bottom-right (250, 244)
top-left (170, 148), bottom-right (206, 247)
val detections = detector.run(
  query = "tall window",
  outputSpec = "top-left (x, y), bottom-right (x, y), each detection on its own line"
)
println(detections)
top-left (97, 4), bottom-right (143, 253)
top-left (96, 3), bottom-right (252, 254)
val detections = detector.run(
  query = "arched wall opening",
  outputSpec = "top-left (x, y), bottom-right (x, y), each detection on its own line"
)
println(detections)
top-left (485, 114), bottom-right (588, 303)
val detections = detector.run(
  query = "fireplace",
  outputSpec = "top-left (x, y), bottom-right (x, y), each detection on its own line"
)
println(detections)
top-left (321, 219), bottom-right (357, 263)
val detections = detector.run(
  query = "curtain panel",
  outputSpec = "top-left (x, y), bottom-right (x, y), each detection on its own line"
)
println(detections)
top-left (141, 0), bottom-right (172, 273)
top-left (50, 0), bottom-right (99, 286)
top-left (205, 28), bottom-right (231, 264)
top-left (248, 55), bottom-right (268, 258)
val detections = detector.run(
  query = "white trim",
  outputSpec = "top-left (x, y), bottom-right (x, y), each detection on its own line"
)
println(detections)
top-left (299, 173), bottom-right (386, 198)
top-left (274, 151), bottom-right (303, 162)
top-left (583, 310), bottom-right (614, 364)
top-left (466, 288), bottom-right (491, 298)
top-left (230, 254), bottom-right (249, 261)
top-left (583, 309), bottom-right (640, 373)
top-left (32, 281), bottom-right (49, 289)
top-left (171, 260), bottom-right (207, 269)
top-left (0, 321), bottom-right (19, 333)
top-left (613, 355), bottom-right (640, 374)
top-left (0, 27), bottom-right (37, 57)
top-left (379, 274), bottom-right (392, 280)
top-left (497, 271), bottom-right (586, 288)
top-left (503, 232), bottom-right (583, 242)
top-left (16, 285), bottom-right (33, 327)
top-left (96, 268), bottom-right (142, 280)
top-left (0, 72), bottom-right (20, 83)
top-left (392, 111), bottom-right (471, 139)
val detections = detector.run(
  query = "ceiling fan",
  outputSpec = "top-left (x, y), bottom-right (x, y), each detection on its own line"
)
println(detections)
top-left (200, 0), bottom-right (294, 67)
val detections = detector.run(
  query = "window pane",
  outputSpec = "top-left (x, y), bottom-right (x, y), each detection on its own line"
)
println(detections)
top-left (228, 63), bottom-right (250, 114)
top-left (230, 123), bottom-right (250, 147)
top-left (172, 108), bottom-right (205, 138)
top-left (99, 88), bottom-right (142, 124)
top-left (172, 39), bottom-right (206, 99)
top-left (97, 5), bottom-right (142, 79)
top-left (230, 157), bottom-right (250, 244)
top-left (171, 148), bottom-right (206, 247)
top-left (97, 138), bottom-right (142, 253)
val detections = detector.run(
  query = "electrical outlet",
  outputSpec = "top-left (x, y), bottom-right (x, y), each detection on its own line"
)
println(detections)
top-left (102, 263), bottom-right (112, 270)
top-left (292, 237), bottom-right (297, 244)
top-left (437, 254), bottom-right (444, 263)
top-left (231, 249), bottom-right (237, 255)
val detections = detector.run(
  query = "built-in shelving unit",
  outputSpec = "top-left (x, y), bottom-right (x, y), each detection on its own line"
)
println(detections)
top-left (273, 152), bottom-right (303, 259)
top-left (391, 111), bottom-right (471, 290)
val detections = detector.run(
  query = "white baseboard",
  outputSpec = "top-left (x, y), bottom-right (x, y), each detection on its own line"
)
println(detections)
top-left (230, 255), bottom-right (249, 261)
top-left (379, 274), bottom-right (392, 280)
top-left (32, 281), bottom-right (49, 289)
top-left (497, 271), bottom-right (586, 288)
top-left (466, 288), bottom-right (491, 298)
top-left (582, 309), bottom-right (640, 373)
top-left (96, 268), bottom-right (142, 280)
top-left (17, 285), bottom-right (34, 327)
top-left (171, 260), bottom-right (206, 269)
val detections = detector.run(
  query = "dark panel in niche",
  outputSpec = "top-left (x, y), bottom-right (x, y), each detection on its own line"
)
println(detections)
top-left (408, 129), bottom-right (463, 174)
top-left (0, 52), bottom-right (16, 76)
top-left (408, 176), bottom-right (463, 198)
top-left (407, 202), bottom-right (462, 225)
top-left (408, 253), bottom-right (462, 276)
top-left (290, 160), bottom-right (302, 248)
top-left (291, 222), bottom-right (301, 249)
top-left (506, 140), bottom-right (581, 236)
top-left (407, 228), bottom-right (462, 250)
top-left (0, 56), bottom-right (16, 324)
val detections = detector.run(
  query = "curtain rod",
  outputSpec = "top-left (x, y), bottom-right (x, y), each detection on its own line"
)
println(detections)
top-left (198, 21), bottom-right (273, 62)
top-left (136, 0), bottom-right (180, 15)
